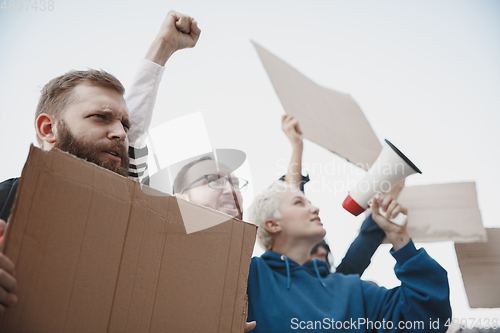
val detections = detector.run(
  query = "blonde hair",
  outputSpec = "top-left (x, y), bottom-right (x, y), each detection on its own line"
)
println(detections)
top-left (247, 181), bottom-right (298, 251)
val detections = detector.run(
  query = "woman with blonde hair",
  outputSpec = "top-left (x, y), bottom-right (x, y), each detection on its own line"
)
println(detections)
top-left (245, 181), bottom-right (451, 332)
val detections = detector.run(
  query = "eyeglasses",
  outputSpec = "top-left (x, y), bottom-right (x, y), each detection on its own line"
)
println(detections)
top-left (180, 174), bottom-right (249, 194)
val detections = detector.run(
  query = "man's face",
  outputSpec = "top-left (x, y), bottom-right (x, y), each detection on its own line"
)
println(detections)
top-left (53, 83), bottom-right (130, 177)
top-left (180, 160), bottom-right (244, 217)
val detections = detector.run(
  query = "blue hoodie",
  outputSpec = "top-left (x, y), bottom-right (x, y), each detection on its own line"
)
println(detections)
top-left (247, 240), bottom-right (451, 332)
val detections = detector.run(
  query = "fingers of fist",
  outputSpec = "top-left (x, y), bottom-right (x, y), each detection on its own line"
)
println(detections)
top-left (0, 254), bottom-right (17, 312)
top-left (282, 115), bottom-right (302, 135)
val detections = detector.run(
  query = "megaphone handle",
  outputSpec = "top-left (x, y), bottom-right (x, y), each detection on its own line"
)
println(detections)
top-left (378, 209), bottom-right (408, 227)
top-left (368, 195), bottom-right (408, 227)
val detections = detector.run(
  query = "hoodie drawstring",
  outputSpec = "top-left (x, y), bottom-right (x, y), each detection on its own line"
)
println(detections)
top-left (281, 255), bottom-right (326, 289)
top-left (284, 256), bottom-right (291, 290)
top-left (313, 259), bottom-right (327, 288)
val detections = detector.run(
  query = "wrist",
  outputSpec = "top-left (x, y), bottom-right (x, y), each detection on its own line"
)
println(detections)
top-left (292, 141), bottom-right (303, 151)
top-left (145, 36), bottom-right (177, 66)
top-left (386, 230), bottom-right (410, 251)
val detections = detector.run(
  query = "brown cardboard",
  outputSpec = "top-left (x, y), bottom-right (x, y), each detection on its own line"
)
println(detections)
top-left (397, 182), bottom-right (487, 243)
top-left (0, 145), bottom-right (257, 333)
top-left (252, 41), bottom-right (382, 170)
top-left (455, 228), bottom-right (500, 308)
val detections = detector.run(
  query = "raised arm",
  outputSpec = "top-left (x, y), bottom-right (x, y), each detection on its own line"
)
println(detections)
top-left (361, 198), bottom-right (451, 332)
top-left (127, 10), bottom-right (201, 184)
top-left (145, 10), bottom-right (200, 66)
top-left (280, 115), bottom-right (308, 190)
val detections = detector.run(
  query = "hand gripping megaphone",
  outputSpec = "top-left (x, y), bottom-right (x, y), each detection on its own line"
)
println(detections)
top-left (342, 139), bottom-right (422, 226)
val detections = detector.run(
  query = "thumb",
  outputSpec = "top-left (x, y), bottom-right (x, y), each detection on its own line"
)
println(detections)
top-left (245, 321), bottom-right (256, 332)
top-left (294, 122), bottom-right (302, 135)
top-left (371, 197), bottom-right (381, 218)
top-left (175, 15), bottom-right (192, 34)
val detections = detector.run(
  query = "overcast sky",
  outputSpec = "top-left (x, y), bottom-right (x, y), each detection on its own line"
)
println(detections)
top-left (1, 0), bottom-right (499, 325)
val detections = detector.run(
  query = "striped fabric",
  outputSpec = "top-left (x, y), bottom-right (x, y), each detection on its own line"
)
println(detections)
top-left (125, 59), bottom-right (165, 186)
top-left (128, 145), bottom-right (150, 185)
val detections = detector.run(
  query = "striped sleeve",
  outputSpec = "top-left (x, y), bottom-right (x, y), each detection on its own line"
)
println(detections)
top-left (125, 59), bottom-right (165, 185)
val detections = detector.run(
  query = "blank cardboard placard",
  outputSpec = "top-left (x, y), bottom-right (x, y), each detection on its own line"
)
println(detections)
top-left (0, 146), bottom-right (257, 333)
top-left (147, 111), bottom-right (213, 175)
top-left (455, 228), bottom-right (500, 308)
top-left (397, 182), bottom-right (487, 243)
top-left (252, 41), bottom-right (382, 170)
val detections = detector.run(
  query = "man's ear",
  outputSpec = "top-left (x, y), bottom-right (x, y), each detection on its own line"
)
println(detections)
top-left (264, 219), bottom-right (281, 235)
top-left (173, 192), bottom-right (190, 201)
top-left (36, 113), bottom-right (57, 146)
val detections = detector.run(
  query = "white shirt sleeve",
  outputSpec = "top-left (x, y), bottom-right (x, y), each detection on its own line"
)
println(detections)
top-left (125, 59), bottom-right (165, 185)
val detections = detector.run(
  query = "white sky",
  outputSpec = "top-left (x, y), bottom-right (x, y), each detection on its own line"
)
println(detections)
top-left (1, 0), bottom-right (499, 326)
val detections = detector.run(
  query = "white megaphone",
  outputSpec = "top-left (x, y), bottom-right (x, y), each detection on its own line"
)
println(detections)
top-left (342, 139), bottom-right (422, 226)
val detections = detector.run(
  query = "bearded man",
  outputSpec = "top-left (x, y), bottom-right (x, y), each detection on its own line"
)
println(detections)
top-left (0, 10), bottom-right (200, 313)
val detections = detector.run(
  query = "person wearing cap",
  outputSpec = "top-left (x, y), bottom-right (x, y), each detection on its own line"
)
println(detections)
top-left (172, 155), bottom-right (247, 220)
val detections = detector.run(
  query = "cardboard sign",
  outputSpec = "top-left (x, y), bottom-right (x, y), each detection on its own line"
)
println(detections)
top-left (0, 146), bottom-right (257, 333)
top-left (252, 41), bottom-right (382, 170)
top-left (455, 228), bottom-right (500, 308)
top-left (398, 182), bottom-right (487, 243)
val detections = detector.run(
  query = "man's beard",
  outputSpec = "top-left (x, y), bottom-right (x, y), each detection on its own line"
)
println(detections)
top-left (54, 121), bottom-right (130, 177)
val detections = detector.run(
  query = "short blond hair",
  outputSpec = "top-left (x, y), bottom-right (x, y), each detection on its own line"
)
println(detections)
top-left (34, 69), bottom-right (125, 145)
top-left (246, 181), bottom-right (298, 251)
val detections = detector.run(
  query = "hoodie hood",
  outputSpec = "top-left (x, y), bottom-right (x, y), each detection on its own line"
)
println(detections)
top-left (261, 251), bottom-right (329, 289)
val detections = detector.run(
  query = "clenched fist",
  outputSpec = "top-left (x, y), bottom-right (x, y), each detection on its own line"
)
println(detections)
top-left (146, 10), bottom-right (201, 66)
